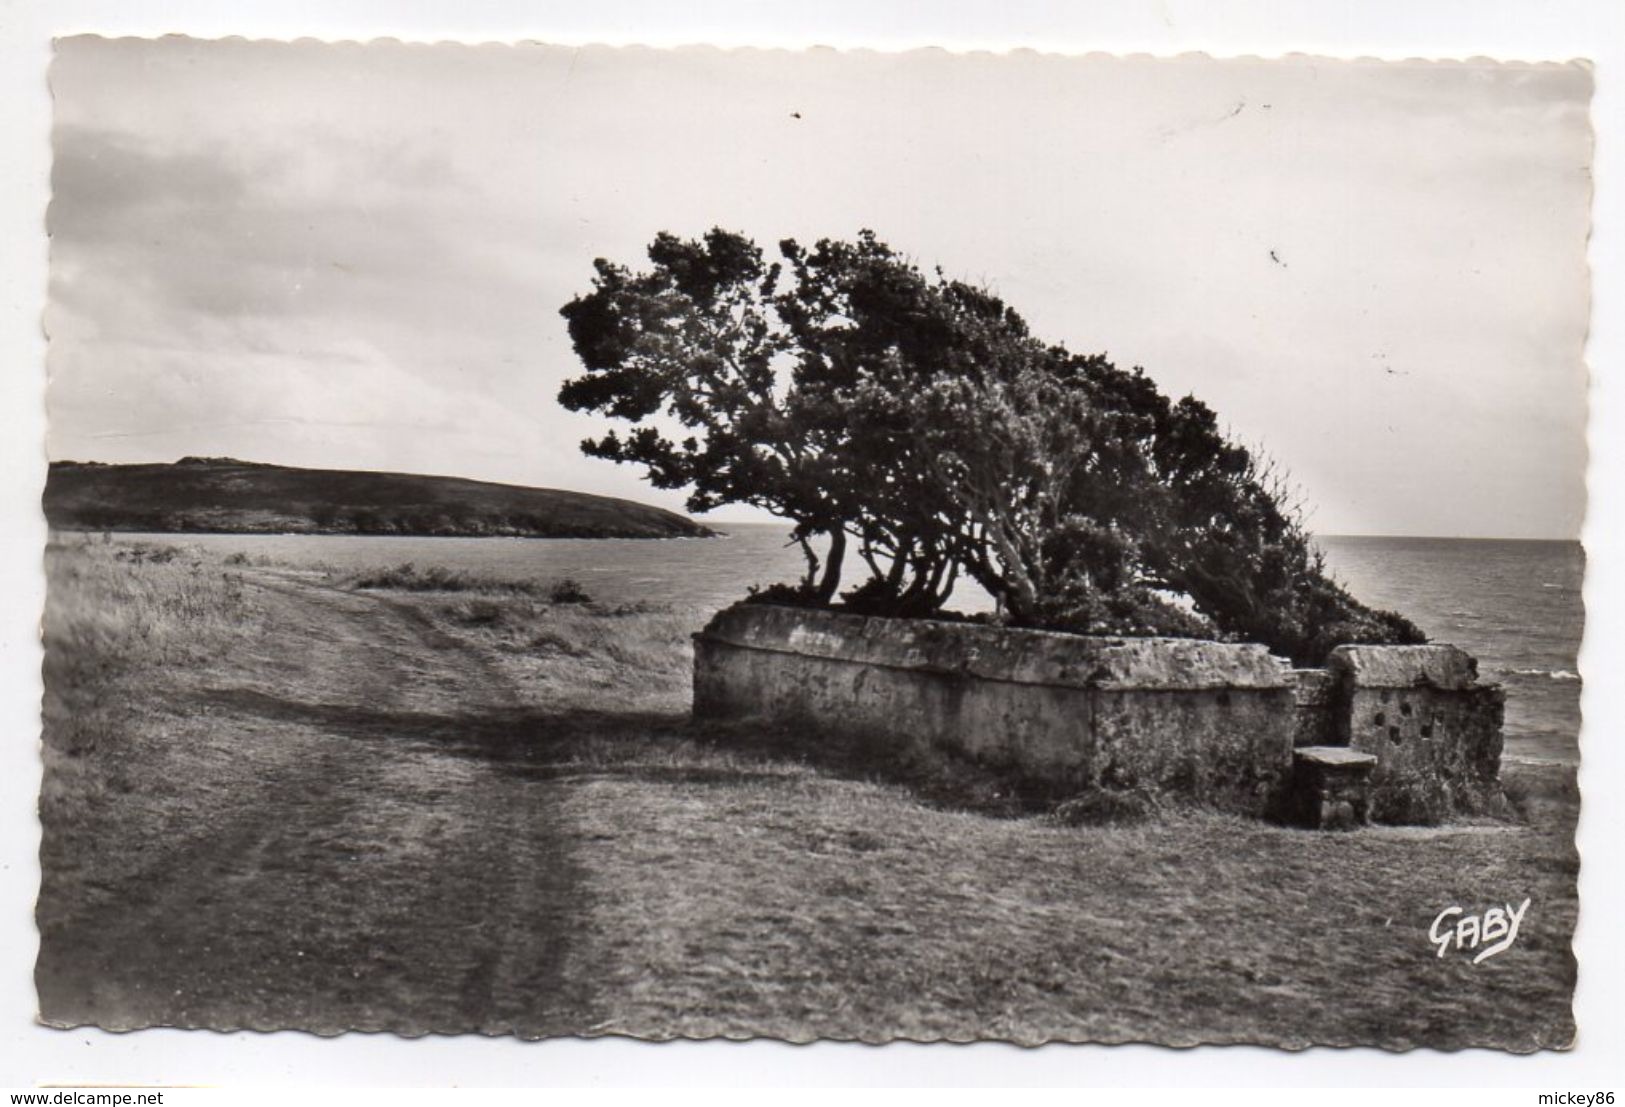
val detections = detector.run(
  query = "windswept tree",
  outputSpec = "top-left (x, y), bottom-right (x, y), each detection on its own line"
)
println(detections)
top-left (558, 230), bottom-right (857, 603)
top-left (558, 228), bottom-right (1424, 664)
top-left (1061, 360), bottom-right (1426, 660)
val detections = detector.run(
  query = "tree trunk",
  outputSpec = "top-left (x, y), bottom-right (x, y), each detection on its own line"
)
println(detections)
top-left (885, 538), bottom-right (913, 589)
top-left (815, 527), bottom-right (847, 604)
top-left (794, 533), bottom-right (822, 593)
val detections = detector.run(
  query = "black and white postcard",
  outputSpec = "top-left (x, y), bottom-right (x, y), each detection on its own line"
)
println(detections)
top-left (35, 37), bottom-right (1591, 1052)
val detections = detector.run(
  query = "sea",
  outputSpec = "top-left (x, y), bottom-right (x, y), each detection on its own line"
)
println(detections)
top-left (111, 525), bottom-right (1585, 764)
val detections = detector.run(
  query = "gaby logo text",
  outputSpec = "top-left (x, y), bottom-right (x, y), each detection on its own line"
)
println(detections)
top-left (1430, 898), bottom-right (1531, 963)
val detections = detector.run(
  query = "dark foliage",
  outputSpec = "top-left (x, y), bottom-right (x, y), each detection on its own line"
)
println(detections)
top-left (559, 229), bottom-right (1425, 663)
top-left (347, 563), bottom-right (589, 602)
top-left (548, 578), bottom-right (593, 605)
top-left (742, 581), bottom-right (826, 608)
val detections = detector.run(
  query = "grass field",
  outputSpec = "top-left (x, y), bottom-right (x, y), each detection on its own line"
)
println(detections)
top-left (36, 537), bottom-right (1579, 1048)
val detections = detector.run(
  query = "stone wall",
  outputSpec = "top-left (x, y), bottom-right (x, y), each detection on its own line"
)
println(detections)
top-left (1289, 669), bottom-right (1337, 748)
top-left (692, 604), bottom-right (1501, 819)
top-left (1327, 645), bottom-right (1506, 821)
top-left (692, 603), bottom-right (1508, 825)
top-left (693, 603), bottom-right (1297, 815)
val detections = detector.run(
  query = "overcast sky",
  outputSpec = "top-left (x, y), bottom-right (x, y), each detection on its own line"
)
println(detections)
top-left (46, 37), bottom-right (1592, 537)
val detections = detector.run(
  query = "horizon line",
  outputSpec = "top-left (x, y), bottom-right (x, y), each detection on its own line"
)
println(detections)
top-left (49, 455), bottom-right (1583, 545)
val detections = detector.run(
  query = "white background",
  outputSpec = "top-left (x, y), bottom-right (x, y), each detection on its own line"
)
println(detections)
top-left (2, 0), bottom-right (1621, 1089)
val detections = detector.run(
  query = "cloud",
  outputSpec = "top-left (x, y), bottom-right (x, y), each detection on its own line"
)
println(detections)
top-left (46, 115), bottom-right (582, 486)
top-left (45, 39), bottom-right (1594, 536)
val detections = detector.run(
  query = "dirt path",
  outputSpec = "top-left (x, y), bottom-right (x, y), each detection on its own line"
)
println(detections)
top-left (37, 569), bottom-right (597, 1035)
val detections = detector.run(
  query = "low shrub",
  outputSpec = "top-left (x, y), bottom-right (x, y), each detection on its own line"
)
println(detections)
top-left (599, 601), bottom-right (661, 617)
top-left (1023, 591), bottom-right (1222, 641)
top-left (347, 562), bottom-right (594, 602)
top-left (743, 581), bottom-right (824, 607)
top-left (113, 544), bottom-right (180, 565)
top-left (549, 578), bottom-right (592, 604)
top-left (445, 599), bottom-right (506, 627)
top-left (1048, 787), bottom-right (1163, 828)
top-left (839, 576), bottom-right (950, 620)
top-left (350, 563), bottom-right (477, 592)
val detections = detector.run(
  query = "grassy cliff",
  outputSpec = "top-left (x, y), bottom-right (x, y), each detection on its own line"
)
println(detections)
top-left (44, 457), bottom-right (716, 539)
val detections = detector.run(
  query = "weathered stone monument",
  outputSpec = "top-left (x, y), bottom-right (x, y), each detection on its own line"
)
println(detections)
top-left (693, 602), bottom-right (1508, 827)
top-left (1327, 644), bottom-right (1506, 822)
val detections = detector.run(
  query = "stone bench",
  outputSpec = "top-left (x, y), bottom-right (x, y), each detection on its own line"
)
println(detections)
top-left (1291, 746), bottom-right (1379, 830)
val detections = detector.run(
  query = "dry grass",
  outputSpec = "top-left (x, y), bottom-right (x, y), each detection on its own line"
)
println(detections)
top-left (423, 592), bottom-right (701, 715)
top-left (40, 540), bottom-right (276, 904)
top-left (549, 760), bottom-right (1576, 1047)
top-left (37, 537), bottom-right (1579, 1048)
top-left (41, 539), bottom-right (258, 777)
